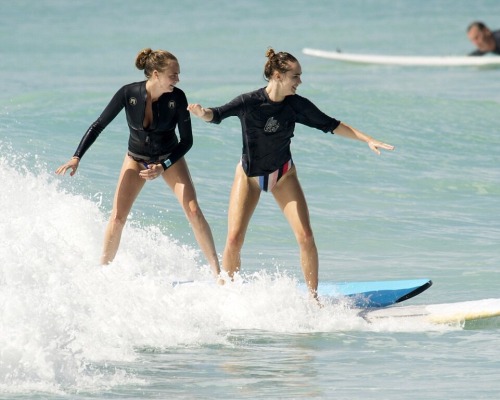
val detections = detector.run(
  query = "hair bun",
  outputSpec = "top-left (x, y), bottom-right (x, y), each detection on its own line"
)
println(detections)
top-left (265, 48), bottom-right (276, 59)
top-left (135, 48), bottom-right (153, 70)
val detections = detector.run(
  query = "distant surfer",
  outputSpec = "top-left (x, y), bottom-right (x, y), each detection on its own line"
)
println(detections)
top-left (56, 48), bottom-right (221, 279)
top-left (188, 48), bottom-right (394, 299)
top-left (467, 21), bottom-right (500, 56)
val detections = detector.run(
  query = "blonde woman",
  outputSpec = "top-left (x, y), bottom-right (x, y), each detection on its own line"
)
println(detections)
top-left (188, 48), bottom-right (393, 296)
top-left (57, 48), bottom-right (220, 278)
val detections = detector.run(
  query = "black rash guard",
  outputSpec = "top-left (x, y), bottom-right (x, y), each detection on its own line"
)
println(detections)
top-left (73, 81), bottom-right (193, 167)
top-left (209, 87), bottom-right (340, 176)
top-left (469, 30), bottom-right (500, 56)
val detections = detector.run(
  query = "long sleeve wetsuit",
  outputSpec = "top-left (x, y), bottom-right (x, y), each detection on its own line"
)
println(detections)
top-left (73, 81), bottom-right (193, 167)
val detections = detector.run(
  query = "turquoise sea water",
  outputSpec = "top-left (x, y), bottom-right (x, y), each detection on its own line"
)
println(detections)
top-left (1, 0), bottom-right (500, 398)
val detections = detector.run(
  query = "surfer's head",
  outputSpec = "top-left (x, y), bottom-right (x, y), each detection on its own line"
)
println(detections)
top-left (467, 22), bottom-right (496, 52)
top-left (136, 48), bottom-right (179, 93)
top-left (264, 48), bottom-right (302, 96)
top-left (264, 48), bottom-right (298, 80)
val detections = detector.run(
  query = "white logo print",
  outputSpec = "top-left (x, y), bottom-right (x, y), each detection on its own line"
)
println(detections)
top-left (129, 97), bottom-right (137, 106)
top-left (168, 100), bottom-right (176, 109)
top-left (264, 117), bottom-right (279, 133)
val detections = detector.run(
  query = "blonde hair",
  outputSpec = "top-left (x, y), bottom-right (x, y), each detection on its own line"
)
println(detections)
top-left (263, 48), bottom-right (298, 81)
top-left (135, 48), bottom-right (178, 78)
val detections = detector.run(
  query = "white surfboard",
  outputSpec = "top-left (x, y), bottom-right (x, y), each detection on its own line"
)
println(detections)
top-left (302, 48), bottom-right (500, 66)
top-left (362, 298), bottom-right (500, 324)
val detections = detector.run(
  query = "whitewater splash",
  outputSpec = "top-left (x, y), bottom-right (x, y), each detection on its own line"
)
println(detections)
top-left (0, 149), bottom-right (215, 393)
top-left (0, 148), bottom-right (458, 395)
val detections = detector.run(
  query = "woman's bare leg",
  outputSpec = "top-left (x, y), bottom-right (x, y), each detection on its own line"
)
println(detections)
top-left (222, 163), bottom-right (261, 276)
top-left (162, 157), bottom-right (221, 277)
top-left (101, 155), bottom-right (145, 264)
top-left (272, 166), bottom-right (318, 296)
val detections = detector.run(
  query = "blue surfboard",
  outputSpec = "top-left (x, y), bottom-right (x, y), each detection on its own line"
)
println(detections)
top-left (304, 278), bottom-right (433, 308)
top-left (173, 278), bottom-right (432, 308)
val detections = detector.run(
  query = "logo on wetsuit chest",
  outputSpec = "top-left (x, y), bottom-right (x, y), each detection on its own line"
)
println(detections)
top-left (129, 97), bottom-right (137, 106)
top-left (168, 100), bottom-right (176, 109)
top-left (264, 116), bottom-right (280, 133)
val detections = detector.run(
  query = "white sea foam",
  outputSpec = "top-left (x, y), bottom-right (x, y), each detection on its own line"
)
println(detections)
top-left (0, 149), bottom-right (461, 394)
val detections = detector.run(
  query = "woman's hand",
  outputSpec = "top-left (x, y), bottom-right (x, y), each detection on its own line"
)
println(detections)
top-left (187, 104), bottom-right (213, 121)
top-left (55, 157), bottom-right (80, 176)
top-left (367, 139), bottom-right (395, 155)
top-left (139, 163), bottom-right (164, 180)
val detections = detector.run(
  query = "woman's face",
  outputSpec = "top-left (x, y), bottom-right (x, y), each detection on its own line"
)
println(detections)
top-left (279, 61), bottom-right (302, 96)
top-left (155, 61), bottom-right (180, 92)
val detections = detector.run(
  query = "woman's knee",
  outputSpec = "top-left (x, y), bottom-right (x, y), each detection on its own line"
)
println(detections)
top-left (225, 230), bottom-right (246, 251)
top-left (109, 212), bottom-right (128, 229)
top-left (184, 200), bottom-right (204, 223)
top-left (296, 228), bottom-right (315, 249)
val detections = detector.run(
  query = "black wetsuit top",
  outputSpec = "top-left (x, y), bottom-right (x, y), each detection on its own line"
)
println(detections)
top-left (209, 87), bottom-right (340, 176)
top-left (469, 30), bottom-right (500, 56)
top-left (73, 81), bottom-right (193, 167)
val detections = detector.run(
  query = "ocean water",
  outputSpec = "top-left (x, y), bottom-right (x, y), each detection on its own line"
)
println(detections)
top-left (1, 0), bottom-right (500, 398)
